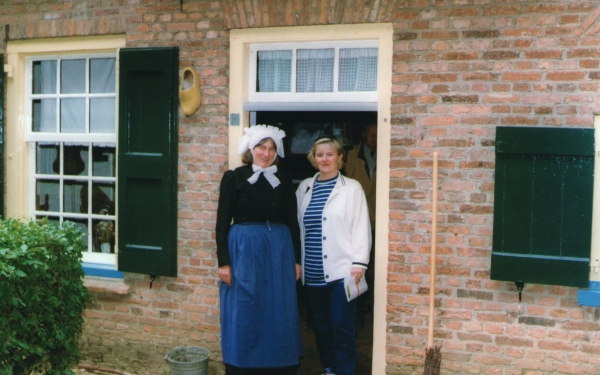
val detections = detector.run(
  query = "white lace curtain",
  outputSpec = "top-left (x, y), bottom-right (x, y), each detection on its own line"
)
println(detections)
top-left (339, 47), bottom-right (378, 92)
top-left (257, 47), bottom-right (377, 93)
top-left (257, 50), bottom-right (292, 92)
top-left (296, 48), bottom-right (334, 92)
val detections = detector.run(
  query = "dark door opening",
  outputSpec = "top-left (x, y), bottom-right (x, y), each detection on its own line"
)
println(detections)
top-left (256, 110), bottom-right (376, 375)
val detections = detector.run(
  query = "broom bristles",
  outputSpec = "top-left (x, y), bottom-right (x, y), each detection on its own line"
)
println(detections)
top-left (423, 345), bottom-right (442, 375)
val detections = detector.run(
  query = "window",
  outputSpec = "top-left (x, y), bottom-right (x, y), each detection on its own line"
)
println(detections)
top-left (27, 55), bottom-right (117, 265)
top-left (6, 38), bottom-right (179, 278)
top-left (249, 40), bottom-right (378, 103)
top-left (491, 126), bottom-right (594, 288)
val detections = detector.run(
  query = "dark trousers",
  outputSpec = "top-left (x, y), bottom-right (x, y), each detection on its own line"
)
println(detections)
top-left (306, 282), bottom-right (358, 375)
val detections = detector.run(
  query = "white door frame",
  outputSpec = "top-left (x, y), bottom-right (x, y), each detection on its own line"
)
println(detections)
top-left (229, 24), bottom-right (393, 375)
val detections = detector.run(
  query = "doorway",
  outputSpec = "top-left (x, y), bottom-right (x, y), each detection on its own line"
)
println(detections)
top-left (256, 110), bottom-right (377, 374)
top-left (256, 111), bottom-right (376, 182)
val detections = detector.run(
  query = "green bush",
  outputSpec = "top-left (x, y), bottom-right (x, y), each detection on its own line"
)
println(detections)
top-left (0, 218), bottom-right (92, 375)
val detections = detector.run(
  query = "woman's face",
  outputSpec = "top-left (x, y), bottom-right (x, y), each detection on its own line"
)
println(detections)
top-left (252, 139), bottom-right (277, 169)
top-left (315, 143), bottom-right (341, 177)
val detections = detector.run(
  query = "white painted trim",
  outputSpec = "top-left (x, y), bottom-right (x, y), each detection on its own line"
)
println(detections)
top-left (243, 102), bottom-right (378, 112)
top-left (248, 39), bottom-right (379, 103)
top-left (5, 35), bottom-right (125, 265)
top-left (250, 92), bottom-right (378, 103)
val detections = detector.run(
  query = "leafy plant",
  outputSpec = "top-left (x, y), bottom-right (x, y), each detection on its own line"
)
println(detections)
top-left (0, 218), bottom-right (92, 375)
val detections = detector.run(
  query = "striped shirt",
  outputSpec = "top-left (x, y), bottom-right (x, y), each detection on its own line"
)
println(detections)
top-left (303, 174), bottom-right (337, 286)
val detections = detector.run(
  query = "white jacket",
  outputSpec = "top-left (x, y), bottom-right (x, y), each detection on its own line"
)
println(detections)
top-left (296, 173), bottom-right (371, 284)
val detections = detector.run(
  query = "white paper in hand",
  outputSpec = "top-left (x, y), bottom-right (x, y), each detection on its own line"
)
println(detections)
top-left (344, 275), bottom-right (368, 302)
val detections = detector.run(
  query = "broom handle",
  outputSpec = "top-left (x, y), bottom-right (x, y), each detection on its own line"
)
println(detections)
top-left (427, 152), bottom-right (438, 349)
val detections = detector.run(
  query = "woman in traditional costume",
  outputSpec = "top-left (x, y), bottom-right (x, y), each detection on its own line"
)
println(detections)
top-left (216, 125), bottom-right (303, 375)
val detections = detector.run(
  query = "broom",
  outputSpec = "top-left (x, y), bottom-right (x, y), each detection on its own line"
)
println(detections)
top-left (424, 152), bottom-right (442, 375)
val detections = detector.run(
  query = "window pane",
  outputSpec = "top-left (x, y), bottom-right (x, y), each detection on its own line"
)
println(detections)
top-left (92, 182), bottom-right (115, 215)
top-left (339, 48), bottom-right (378, 92)
top-left (32, 99), bottom-right (57, 132)
top-left (257, 50), bottom-right (292, 92)
top-left (93, 217), bottom-right (114, 253)
top-left (296, 49), bottom-right (334, 93)
top-left (61, 59), bottom-right (86, 94)
top-left (36, 180), bottom-right (59, 212)
top-left (61, 98), bottom-right (86, 133)
top-left (63, 145), bottom-right (88, 176)
top-left (32, 60), bottom-right (57, 94)
top-left (92, 145), bottom-right (116, 177)
top-left (37, 216), bottom-right (60, 227)
top-left (90, 98), bottom-right (115, 133)
top-left (90, 58), bottom-right (116, 93)
top-left (64, 180), bottom-right (88, 213)
top-left (66, 218), bottom-right (89, 251)
top-left (36, 144), bottom-right (59, 175)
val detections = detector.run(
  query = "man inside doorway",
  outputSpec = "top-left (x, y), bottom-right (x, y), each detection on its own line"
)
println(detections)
top-left (344, 123), bottom-right (377, 230)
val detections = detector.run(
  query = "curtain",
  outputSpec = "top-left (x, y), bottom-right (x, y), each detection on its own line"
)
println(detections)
top-left (339, 48), bottom-right (378, 92)
top-left (296, 48), bottom-right (334, 92)
top-left (256, 47), bottom-right (378, 94)
top-left (257, 50), bottom-right (292, 92)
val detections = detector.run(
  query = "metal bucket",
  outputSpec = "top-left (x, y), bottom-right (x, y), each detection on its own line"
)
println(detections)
top-left (165, 346), bottom-right (211, 375)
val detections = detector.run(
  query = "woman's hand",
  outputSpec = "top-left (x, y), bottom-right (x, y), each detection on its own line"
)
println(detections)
top-left (219, 265), bottom-right (232, 286)
top-left (351, 267), bottom-right (364, 282)
top-left (295, 263), bottom-right (302, 281)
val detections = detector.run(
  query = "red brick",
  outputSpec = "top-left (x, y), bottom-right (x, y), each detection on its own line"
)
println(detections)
top-left (464, 72), bottom-right (500, 81)
top-left (502, 72), bottom-right (542, 81)
top-left (442, 52), bottom-right (478, 60)
top-left (547, 71), bottom-right (586, 80)
top-left (504, 28), bottom-right (544, 37)
top-left (568, 49), bottom-right (600, 58)
top-left (483, 94), bottom-right (519, 103)
top-left (496, 336), bottom-right (533, 346)
top-left (422, 31), bottom-right (459, 39)
top-left (421, 73), bottom-right (458, 82)
top-left (421, 115), bottom-right (457, 126)
top-left (482, 6), bottom-right (521, 16)
top-left (524, 50), bottom-right (563, 59)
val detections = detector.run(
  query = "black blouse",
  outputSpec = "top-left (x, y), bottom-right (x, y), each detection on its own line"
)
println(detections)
top-left (215, 165), bottom-right (301, 267)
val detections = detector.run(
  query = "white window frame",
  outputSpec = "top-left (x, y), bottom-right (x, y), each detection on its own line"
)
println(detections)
top-left (24, 53), bottom-right (117, 144)
top-left (25, 52), bottom-right (118, 265)
top-left (248, 40), bottom-right (378, 103)
top-left (3, 36), bottom-right (125, 268)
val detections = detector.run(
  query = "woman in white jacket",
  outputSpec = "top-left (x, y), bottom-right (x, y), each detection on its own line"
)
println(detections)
top-left (296, 136), bottom-right (371, 375)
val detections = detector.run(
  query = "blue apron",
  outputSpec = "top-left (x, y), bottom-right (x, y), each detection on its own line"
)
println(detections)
top-left (220, 222), bottom-right (303, 368)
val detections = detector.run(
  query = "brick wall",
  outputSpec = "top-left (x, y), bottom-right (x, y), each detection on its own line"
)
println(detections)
top-left (3, 1), bottom-right (600, 374)
top-left (385, 2), bottom-right (600, 374)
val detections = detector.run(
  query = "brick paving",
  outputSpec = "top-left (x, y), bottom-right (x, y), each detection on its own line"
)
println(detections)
top-left (74, 302), bottom-right (373, 375)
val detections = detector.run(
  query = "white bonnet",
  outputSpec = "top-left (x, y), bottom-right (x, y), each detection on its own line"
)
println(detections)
top-left (237, 125), bottom-right (286, 158)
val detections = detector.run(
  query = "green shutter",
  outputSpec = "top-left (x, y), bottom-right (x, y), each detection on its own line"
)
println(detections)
top-left (0, 55), bottom-right (3, 219)
top-left (492, 127), bottom-right (593, 288)
top-left (117, 48), bottom-right (179, 277)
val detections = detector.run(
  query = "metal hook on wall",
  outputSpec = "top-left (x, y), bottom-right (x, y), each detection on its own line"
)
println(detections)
top-left (515, 280), bottom-right (525, 302)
